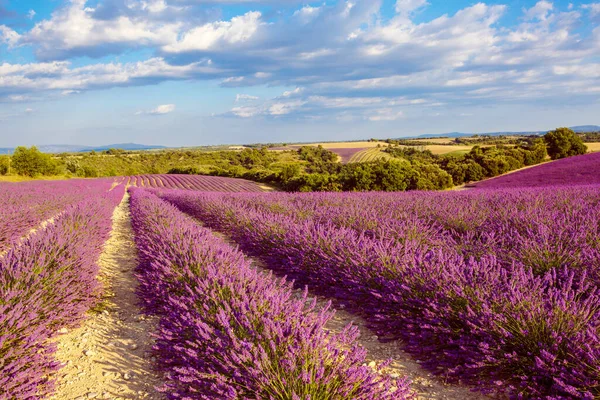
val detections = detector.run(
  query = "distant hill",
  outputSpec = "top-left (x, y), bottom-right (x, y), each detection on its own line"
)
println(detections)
top-left (409, 126), bottom-right (600, 139)
top-left (570, 125), bottom-right (600, 132)
top-left (0, 143), bottom-right (167, 154)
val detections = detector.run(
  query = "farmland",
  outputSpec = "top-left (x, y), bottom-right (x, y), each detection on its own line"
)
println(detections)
top-left (348, 147), bottom-right (394, 163)
top-left (472, 151), bottom-right (600, 189)
top-left (2, 154), bottom-right (600, 399)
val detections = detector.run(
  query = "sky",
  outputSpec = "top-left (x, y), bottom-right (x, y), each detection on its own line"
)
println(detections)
top-left (0, 0), bottom-right (599, 146)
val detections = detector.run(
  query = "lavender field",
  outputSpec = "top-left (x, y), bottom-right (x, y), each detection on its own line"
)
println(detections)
top-left (472, 152), bottom-right (600, 189)
top-left (1, 163), bottom-right (600, 399)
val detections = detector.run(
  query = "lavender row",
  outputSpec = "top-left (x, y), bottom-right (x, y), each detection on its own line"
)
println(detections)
top-left (158, 188), bottom-right (600, 399)
top-left (473, 151), bottom-right (600, 189)
top-left (0, 185), bottom-right (124, 400)
top-left (129, 188), bottom-right (410, 400)
top-left (128, 174), bottom-right (267, 192)
top-left (0, 179), bottom-right (118, 252)
top-left (202, 188), bottom-right (600, 279)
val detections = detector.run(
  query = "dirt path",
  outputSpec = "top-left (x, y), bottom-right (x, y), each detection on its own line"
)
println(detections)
top-left (207, 227), bottom-right (492, 400)
top-left (49, 192), bottom-right (164, 400)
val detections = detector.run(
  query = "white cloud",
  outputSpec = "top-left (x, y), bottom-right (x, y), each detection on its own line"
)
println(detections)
top-left (582, 3), bottom-right (600, 19)
top-left (395, 0), bottom-right (429, 16)
top-left (149, 104), bottom-right (175, 115)
top-left (8, 95), bottom-right (29, 102)
top-left (293, 5), bottom-right (322, 24)
top-left (21, 0), bottom-right (181, 59)
top-left (0, 25), bottom-right (20, 47)
top-left (28, 10), bottom-right (36, 20)
top-left (231, 106), bottom-right (260, 118)
top-left (0, 57), bottom-right (223, 96)
top-left (1, 0), bottom-right (600, 123)
top-left (282, 87), bottom-right (303, 97)
top-left (162, 11), bottom-right (261, 53)
top-left (61, 89), bottom-right (81, 96)
top-left (235, 94), bottom-right (259, 102)
top-left (369, 108), bottom-right (404, 121)
top-left (269, 100), bottom-right (305, 116)
top-left (524, 1), bottom-right (554, 21)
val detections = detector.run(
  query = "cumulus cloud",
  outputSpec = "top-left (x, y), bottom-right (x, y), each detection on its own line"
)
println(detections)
top-left (0, 25), bottom-right (20, 47)
top-left (21, 0), bottom-right (181, 60)
top-left (0, 57), bottom-right (223, 97)
top-left (136, 104), bottom-right (176, 115)
top-left (395, 0), bottom-right (429, 16)
top-left (235, 94), bottom-right (259, 102)
top-left (582, 3), bottom-right (600, 20)
top-left (1, 0), bottom-right (600, 122)
top-left (524, 1), bottom-right (553, 21)
top-left (162, 11), bottom-right (262, 53)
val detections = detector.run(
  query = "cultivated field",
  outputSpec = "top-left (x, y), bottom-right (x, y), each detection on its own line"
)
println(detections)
top-left (2, 160), bottom-right (600, 399)
top-left (127, 174), bottom-right (269, 192)
top-left (472, 151), bottom-right (600, 189)
top-left (585, 142), bottom-right (600, 152)
top-left (348, 147), bottom-right (394, 163)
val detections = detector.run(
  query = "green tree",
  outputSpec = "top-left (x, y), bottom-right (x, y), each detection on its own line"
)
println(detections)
top-left (544, 128), bottom-right (588, 160)
top-left (278, 164), bottom-right (301, 181)
top-left (0, 155), bottom-right (10, 175)
top-left (11, 146), bottom-right (60, 177)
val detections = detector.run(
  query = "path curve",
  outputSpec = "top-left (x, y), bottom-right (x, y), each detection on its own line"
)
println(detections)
top-left (49, 192), bottom-right (164, 400)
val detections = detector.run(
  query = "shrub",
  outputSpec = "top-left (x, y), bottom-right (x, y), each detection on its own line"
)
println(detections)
top-left (0, 155), bottom-right (9, 175)
top-left (11, 146), bottom-right (61, 177)
top-left (545, 128), bottom-right (588, 160)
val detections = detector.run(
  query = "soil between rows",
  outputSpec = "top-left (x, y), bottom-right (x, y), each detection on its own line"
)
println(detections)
top-left (50, 192), bottom-right (164, 400)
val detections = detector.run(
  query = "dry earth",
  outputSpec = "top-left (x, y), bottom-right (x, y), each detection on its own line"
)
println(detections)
top-left (50, 192), bottom-right (164, 400)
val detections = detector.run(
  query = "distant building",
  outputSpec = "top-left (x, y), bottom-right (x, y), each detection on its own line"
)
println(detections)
top-left (228, 146), bottom-right (247, 150)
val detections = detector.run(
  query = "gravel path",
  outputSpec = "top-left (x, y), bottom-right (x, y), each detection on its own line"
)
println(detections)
top-left (50, 192), bottom-right (164, 400)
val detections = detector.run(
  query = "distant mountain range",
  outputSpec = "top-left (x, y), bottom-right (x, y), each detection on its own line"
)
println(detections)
top-left (0, 125), bottom-right (598, 154)
top-left (0, 143), bottom-right (167, 154)
top-left (408, 125), bottom-right (600, 139)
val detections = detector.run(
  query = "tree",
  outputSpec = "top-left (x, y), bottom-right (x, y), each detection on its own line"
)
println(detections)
top-left (544, 128), bottom-right (588, 160)
top-left (11, 146), bottom-right (60, 177)
top-left (0, 155), bottom-right (9, 175)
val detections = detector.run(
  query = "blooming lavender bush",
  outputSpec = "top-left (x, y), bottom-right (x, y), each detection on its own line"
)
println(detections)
top-left (0, 179), bottom-right (117, 252)
top-left (157, 187), bottom-right (600, 399)
top-left (129, 188), bottom-right (410, 400)
top-left (0, 184), bottom-right (124, 399)
top-left (472, 151), bottom-right (600, 189)
top-left (128, 174), bottom-right (267, 192)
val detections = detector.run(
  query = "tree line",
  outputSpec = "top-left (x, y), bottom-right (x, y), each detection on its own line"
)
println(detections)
top-left (0, 128), bottom-right (589, 191)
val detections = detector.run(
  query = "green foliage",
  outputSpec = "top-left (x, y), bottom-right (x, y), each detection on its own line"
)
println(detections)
top-left (278, 163), bottom-right (301, 181)
top-left (104, 148), bottom-right (126, 155)
top-left (0, 155), bottom-right (9, 175)
top-left (297, 146), bottom-right (338, 163)
top-left (544, 128), bottom-right (588, 160)
top-left (580, 132), bottom-right (600, 142)
top-left (168, 166), bottom-right (201, 175)
top-left (11, 146), bottom-right (61, 177)
top-left (233, 148), bottom-right (276, 169)
top-left (410, 161), bottom-right (454, 190)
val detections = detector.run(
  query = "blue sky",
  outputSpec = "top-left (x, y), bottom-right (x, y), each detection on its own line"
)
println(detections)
top-left (1, 0), bottom-right (599, 146)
